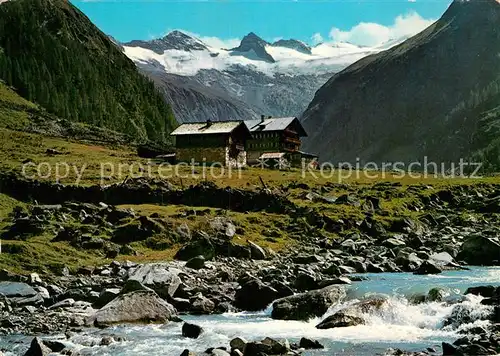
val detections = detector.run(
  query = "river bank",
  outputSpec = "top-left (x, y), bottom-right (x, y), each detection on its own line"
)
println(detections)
top-left (0, 267), bottom-right (499, 355)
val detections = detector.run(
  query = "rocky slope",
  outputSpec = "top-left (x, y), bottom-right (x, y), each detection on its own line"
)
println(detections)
top-left (123, 32), bottom-right (383, 123)
top-left (301, 0), bottom-right (500, 168)
top-left (139, 66), bottom-right (259, 124)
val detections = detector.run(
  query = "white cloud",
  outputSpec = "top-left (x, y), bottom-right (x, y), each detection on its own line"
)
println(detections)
top-left (329, 12), bottom-right (435, 47)
top-left (196, 35), bottom-right (241, 49)
top-left (311, 32), bottom-right (324, 45)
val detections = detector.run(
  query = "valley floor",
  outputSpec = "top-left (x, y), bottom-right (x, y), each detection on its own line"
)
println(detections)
top-left (0, 128), bottom-right (500, 275)
top-left (0, 129), bottom-right (500, 356)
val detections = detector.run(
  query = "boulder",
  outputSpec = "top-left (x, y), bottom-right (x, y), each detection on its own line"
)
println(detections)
top-left (182, 322), bottom-right (203, 339)
top-left (465, 285), bottom-right (497, 298)
top-left (316, 298), bottom-right (387, 329)
top-left (185, 256), bottom-right (205, 270)
top-left (0, 282), bottom-right (42, 306)
top-left (190, 293), bottom-right (215, 315)
top-left (175, 235), bottom-right (215, 261)
top-left (395, 252), bottom-right (422, 271)
top-left (293, 254), bottom-right (321, 264)
top-left (271, 285), bottom-right (345, 321)
top-left (299, 337), bottom-right (324, 349)
top-left (429, 252), bottom-right (454, 266)
top-left (242, 342), bottom-right (272, 356)
top-left (0, 282), bottom-right (37, 298)
top-left (383, 237), bottom-right (406, 249)
top-left (121, 279), bottom-right (152, 294)
top-left (457, 235), bottom-right (500, 265)
top-left (43, 340), bottom-right (66, 352)
top-left (180, 350), bottom-right (196, 356)
top-left (209, 217), bottom-right (236, 238)
top-left (23, 337), bottom-right (51, 356)
top-left (248, 241), bottom-right (267, 260)
top-left (261, 337), bottom-right (289, 354)
top-left (92, 290), bottom-right (176, 327)
top-left (230, 337), bottom-right (247, 351)
top-left (128, 264), bottom-right (181, 299)
top-left (94, 288), bottom-right (121, 309)
top-left (316, 312), bottom-right (364, 329)
top-left (443, 303), bottom-right (490, 328)
top-left (426, 288), bottom-right (446, 302)
top-left (234, 279), bottom-right (279, 311)
top-left (413, 260), bottom-right (442, 275)
top-left (293, 272), bottom-right (318, 291)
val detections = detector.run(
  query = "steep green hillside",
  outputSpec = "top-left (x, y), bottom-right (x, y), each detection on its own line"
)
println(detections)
top-left (0, 0), bottom-right (177, 143)
top-left (0, 80), bottom-right (37, 129)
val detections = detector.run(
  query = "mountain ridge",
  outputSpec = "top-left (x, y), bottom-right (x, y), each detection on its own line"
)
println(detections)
top-left (122, 30), bottom-right (389, 122)
top-left (300, 0), bottom-right (500, 168)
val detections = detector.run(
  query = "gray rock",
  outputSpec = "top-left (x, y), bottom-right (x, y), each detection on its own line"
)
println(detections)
top-left (49, 298), bottom-right (75, 310)
top-left (234, 279), bottom-right (278, 311)
top-left (29, 273), bottom-right (42, 285)
top-left (230, 337), bottom-right (247, 351)
top-left (43, 340), bottom-right (66, 352)
top-left (190, 293), bottom-right (215, 315)
top-left (383, 237), bottom-right (406, 248)
top-left (100, 336), bottom-right (114, 346)
top-left (34, 286), bottom-right (50, 300)
top-left (429, 252), bottom-right (454, 266)
top-left (182, 322), bottom-right (203, 339)
top-left (248, 241), bottom-right (267, 260)
top-left (0, 282), bottom-right (43, 306)
top-left (94, 288), bottom-right (121, 309)
top-left (23, 337), bottom-right (51, 356)
top-left (457, 235), bottom-right (500, 265)
top-left (465, 285), bottom-right (497, 298)
top-left (185, 256), bottom-right (205, 270)
top-left (316, 298), bottom-right (387, 329)
top-left (121, 279), bottom-right (153, 294)
top-left (0, 282), bottom-right (37, 298)
top-left (261, 337), bottom-right (289, 354)
top-left (299, 337), bottom-right (324, 349)
top-left (128, 264), bottom-right (181, 299)
top-left (211, 350), bottom-right (230, 356)
top-left (272, 285), bottom-right (345, 321)
top-left (427, 288), bottom-right (446, 302)
top-left (92, 290), bottom-right (177, 327)
top-left (176, 223), bottom-right (191, 239)
top-left (209, 217), bottom-right (236, 238)
top-left (414, 260), bottom-right (442, 275)
top-left (243, 342), bottom-right (272, 356)
top-left (293, 272), bottom-right (317, 291)
top-left (395, 251), bottom-right (423, 271)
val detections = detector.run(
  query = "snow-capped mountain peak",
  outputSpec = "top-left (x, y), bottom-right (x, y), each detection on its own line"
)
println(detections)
top-left (121, 30), bottom-right (406, 123)
top-left (124, 30), bottom-right (207, 54)
top-left (230, 32), bottom-right (275, 63)
top-left (271, 39), bottom-right (312, 55)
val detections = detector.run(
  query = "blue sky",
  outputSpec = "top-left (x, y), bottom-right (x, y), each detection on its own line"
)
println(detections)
top-left (73, 0), bottom-right (452, 46)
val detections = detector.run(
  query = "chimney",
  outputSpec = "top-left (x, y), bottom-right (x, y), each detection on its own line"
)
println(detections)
top-left (206, 119), bottom-right (212, 126)
top-left (260, 115), bottom-right (265, 122)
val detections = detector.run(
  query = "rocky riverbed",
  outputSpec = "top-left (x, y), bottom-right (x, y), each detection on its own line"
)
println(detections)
top-left (0, 175), bottom-right (500, 355)
top-left (0, 259), bottom-right (499, 355)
